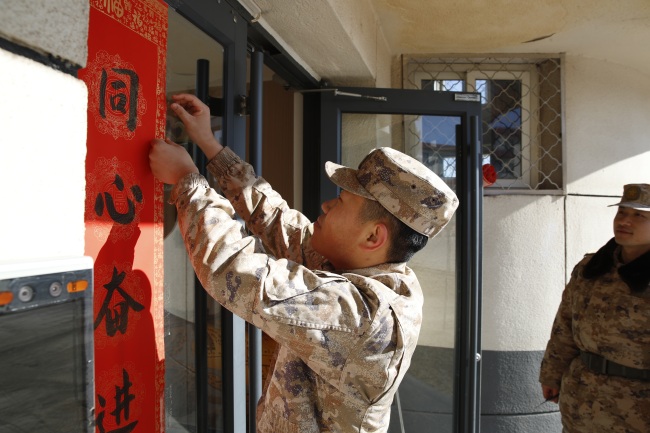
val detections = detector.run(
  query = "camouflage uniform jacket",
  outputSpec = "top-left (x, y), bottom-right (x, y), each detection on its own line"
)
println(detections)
top-left (170, 147), bottom-right (424, 433)
top-left (539, 240), bottom-right (650, 432)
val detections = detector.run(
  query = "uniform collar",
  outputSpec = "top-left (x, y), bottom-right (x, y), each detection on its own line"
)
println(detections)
top-left (583, 237), bottom-right (650, 292)
top-left (342, 262), bottom-right (407, 277)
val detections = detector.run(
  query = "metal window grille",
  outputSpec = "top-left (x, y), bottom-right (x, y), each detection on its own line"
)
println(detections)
top-left (403, 55), bottom-right (563, 191)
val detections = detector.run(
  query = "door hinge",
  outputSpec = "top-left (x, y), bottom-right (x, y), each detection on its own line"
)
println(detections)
top-left (236, 94), bottom-right (249, 116)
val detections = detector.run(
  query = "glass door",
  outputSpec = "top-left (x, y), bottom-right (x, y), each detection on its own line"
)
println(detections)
top-left (304, 87), bottom-right (483, 433)
top-left (164, 1), bottom-right (247, 432)
top-left (164, 9), bottom-right (224, 432)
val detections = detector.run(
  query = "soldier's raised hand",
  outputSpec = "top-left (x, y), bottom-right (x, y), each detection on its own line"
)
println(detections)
top-left (170, 93), bottom-right (223, 160)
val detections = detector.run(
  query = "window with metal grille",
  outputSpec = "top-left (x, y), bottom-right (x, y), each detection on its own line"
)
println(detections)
top-left (403, 56), bottom-right (563, 191)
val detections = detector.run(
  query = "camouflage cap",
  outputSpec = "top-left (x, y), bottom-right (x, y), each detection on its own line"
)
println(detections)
top-left (610, 183), bottom-right (650, 210)
top-left (325, 147), bottom-right (459, 238)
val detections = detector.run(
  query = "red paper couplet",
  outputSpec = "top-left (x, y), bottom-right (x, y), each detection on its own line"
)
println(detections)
top-left (79, 1), bottom-right (167, 432)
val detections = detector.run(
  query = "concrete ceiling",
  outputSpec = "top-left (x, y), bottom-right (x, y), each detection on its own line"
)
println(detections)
top-left (247, 0), bottom-right (650, 84)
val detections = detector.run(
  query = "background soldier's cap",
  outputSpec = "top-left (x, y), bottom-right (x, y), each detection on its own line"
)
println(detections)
top-left (609, 183), bottom-right (650, 210)
top-left (325, 147), bottom-right (459, 238)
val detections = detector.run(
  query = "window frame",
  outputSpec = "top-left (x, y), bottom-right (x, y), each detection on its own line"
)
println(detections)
top-left (410, 62), bottom-right (545, 190)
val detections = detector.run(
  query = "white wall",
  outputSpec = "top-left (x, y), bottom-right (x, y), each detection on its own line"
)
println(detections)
top-left (0, 1), bottom-right (89, 265)
top-left (0, 50), bottom-right (88, 264)
top-left (565, 195), bottom-right (616, 281)
top-left (564, 55), bottom-right (650, 197)
top-left (481, 195), bottom-right (565, 351)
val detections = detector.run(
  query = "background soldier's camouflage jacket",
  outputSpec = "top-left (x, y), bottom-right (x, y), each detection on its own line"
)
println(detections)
top-left (170, 147), bottom-right (424, 433)
top-left (539, 242), bottom-right (650, 433)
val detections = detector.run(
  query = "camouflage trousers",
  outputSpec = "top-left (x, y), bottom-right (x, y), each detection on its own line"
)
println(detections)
top-left (559, 358), bottom-right (650, 432)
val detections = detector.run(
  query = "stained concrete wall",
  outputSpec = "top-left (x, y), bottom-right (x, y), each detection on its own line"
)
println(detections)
top-left (1, 0), bottom-right (89, 66)
top-left (252, 0), bottom-right (392, 87)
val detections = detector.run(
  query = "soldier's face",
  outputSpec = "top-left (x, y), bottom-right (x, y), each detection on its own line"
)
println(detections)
top-left (613, 207), bottom-right (650, 255)
top-left (312, 190), bottom-right (368, 269)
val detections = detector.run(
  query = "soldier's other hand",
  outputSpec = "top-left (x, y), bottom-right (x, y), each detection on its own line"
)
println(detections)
top-left (149, 138), bottom-right (199, 185)
top-left (170, 94), bottom-right (223, 159)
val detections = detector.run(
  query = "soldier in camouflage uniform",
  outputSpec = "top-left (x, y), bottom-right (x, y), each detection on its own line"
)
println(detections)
top-left (149, 93), bottom-right (458, 433)
top-left (539, 184), bottom-right (650, 433)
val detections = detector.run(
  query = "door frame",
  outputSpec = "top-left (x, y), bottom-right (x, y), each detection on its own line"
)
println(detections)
top-left (304, 87), bottom-right (483, 433)
top-left (165, 1), bottom-right (248, 432)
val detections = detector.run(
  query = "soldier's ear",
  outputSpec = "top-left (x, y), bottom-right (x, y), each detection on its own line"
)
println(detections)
top-left (362, 222), bottom-right (389, 252)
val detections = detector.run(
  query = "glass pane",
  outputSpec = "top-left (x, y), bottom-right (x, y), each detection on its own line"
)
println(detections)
top-left (421, 79), bottom-right (464, 92)
top-left (341, 113), bottom-right (457, 433)
top-left (477, 78), bottom-right (523, 180)
top-left (165, 8), bottom-right (225, 433)
top-left (420, 115), bottom-right (460, 190)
